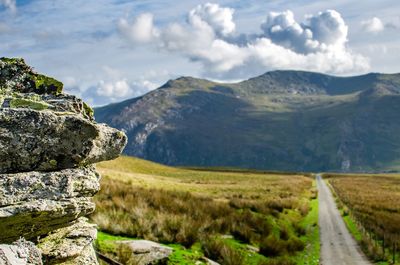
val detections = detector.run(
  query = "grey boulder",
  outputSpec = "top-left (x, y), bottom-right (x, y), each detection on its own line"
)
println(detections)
top-left (0, 108), bottom-right (127, 174)
top-left (116, 240), bottom-right (173, 265)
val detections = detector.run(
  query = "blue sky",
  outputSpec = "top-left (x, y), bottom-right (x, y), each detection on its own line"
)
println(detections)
top-left (1, 0), bottom-right (399, 106)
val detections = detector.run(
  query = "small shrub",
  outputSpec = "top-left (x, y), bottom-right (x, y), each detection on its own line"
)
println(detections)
top-left (231, 223), bottom-right (254, 244)
top-left (267, 200), bottom-right (284, 212)
top-left (116, 244), bottom-right (142, 265)
top-left (280, 226), bottom-right (290, 241)
top-left (286, 237), bottom-right (305, 253)
top-left (298, 202), bottom-right (310, 216)
top-left (201, 238), bottom-right (245, 265)
top-left (342, 206), bottom-right (349, 217)
top-left (360, 236), bottom-right (385, 262)
top-left (293, 223), bottom-right (306, 236)
top-left (259, 235), bottom-right (286, 257)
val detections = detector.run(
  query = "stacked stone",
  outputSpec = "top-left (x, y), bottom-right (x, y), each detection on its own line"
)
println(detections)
top-left (0, 58), bottom-right (127, 264)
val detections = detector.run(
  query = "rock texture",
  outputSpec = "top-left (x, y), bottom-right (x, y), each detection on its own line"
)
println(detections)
top-left (0, 239), bottom-right (42, 265)
top-left (116, 240), bottom-right (173, 265)
top-left (0, 57), bottom-right (127, 264)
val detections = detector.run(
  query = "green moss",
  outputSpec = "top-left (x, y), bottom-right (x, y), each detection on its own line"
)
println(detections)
top-left (0, 57), bottom-right (25, 65)
top-left (9, 98), bottom-right (51, 111)
top-left (49, 160), bottom-right (58, 167)
top-left (30, 74), bottom-right (63, 95)
top-left (1, 57), bottom-right (64, 95)
top-left (83, 102), bottom-right (94, 120)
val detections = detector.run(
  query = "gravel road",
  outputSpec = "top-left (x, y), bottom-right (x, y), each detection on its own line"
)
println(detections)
top-left (317, 175), bottom-right (371, 265)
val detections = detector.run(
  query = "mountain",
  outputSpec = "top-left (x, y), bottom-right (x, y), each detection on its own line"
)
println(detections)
top-left (94, 70), bottom-right (400, 172)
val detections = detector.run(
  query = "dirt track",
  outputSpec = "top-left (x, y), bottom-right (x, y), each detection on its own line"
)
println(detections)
top-left (317, 175), bottom-right (371, 265)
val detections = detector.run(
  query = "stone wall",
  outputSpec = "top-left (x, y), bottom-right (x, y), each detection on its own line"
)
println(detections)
top-left (0, 58), bottom-right (127, 264)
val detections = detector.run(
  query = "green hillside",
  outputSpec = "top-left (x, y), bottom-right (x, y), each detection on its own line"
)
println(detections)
top-left (95, 71), bottom-right (400, 172)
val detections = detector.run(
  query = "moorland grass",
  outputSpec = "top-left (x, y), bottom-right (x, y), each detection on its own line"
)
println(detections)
top-left (324, 173), bottom-right (400, 264)
top-left (93, 156), bottom-right (319, 264)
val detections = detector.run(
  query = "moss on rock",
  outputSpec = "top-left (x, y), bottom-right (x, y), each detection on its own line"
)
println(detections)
top-left (83, 102), bottom-right (94, 120)
top-left (0, 57), bottom-right (63, 95)
top-left (9, 97), bottom-right (52, 111)
top-left (30, 74), bottom-right (63, 95)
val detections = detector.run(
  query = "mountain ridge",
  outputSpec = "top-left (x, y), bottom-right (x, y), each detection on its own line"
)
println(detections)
top-left (95, 70), bottom-right (400, 173)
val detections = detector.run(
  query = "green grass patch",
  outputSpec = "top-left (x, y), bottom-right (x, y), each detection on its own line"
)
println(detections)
top-left (96, 231), bottom-right (137, 253)
top-left (166, 243), bottom-right (204, 265)
top-left (293, 198), bottom-right (319, 265)
top-left (342, 215), bottom-right (362, 242)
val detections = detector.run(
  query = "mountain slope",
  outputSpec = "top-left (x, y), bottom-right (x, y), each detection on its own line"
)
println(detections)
top-left (95, 71), bottom-right (400, 172)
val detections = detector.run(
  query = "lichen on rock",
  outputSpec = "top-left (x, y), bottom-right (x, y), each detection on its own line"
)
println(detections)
top-left (0, 57), bottom-right (63, 96)
top-left (0, 58), bottom-right (127, 264)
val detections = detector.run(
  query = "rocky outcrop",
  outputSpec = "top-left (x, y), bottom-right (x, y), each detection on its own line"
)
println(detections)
top-left (0, 57), bottom-right (127, 264)
top-left (0, 109), bottom-right (126, 173)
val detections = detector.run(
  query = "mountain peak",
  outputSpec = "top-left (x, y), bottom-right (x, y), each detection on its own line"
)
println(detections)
top-left (95, 70), bottom-right (400, 172)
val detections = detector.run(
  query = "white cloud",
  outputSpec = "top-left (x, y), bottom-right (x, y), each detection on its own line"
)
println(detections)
top-left (118, 13), bottom-right (159, 43)
top-left (260, 10), bottom-right (348, 54)
top-left (361, 17), bottom-right (384, 33)
top-left (97, 79), bottom-right (131, 98)
top-left (119, 4), bottom-right (369, 77)
top-left (0, 0), bottom-right (16, 13)
top-left (189, 3), bottom-right (235, 36)
top-left (261, 10), bottom-right (315, 53)
top-left (95, 67), bottom-right (159, 103)
top-left (306, 10), bottom-right (348, 48)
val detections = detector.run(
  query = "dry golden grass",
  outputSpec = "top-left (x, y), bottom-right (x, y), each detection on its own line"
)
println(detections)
top-left (93, 156), bottom-right (315, 262)
top-left (325, 173), bottom-right (400, 262)
top-left (96, 156), bottom-right (311, 202)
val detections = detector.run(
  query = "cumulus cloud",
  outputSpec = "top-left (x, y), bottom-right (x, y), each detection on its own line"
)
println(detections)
top-left (189, 3), bottom-right (235, 36)
top-left (260, 10), bottom-right (348, 54)
top-left (97, 79), bottom-right (131, 97)
top-left (361, 17), bottom-right (384, 33)
top-left (0, 0), bottom-right (16, 13)
top-left (84, 78), bottom-right (158, 106)
top-left (91, 66), bottom-right (160, 104)
top-left (118, 13), bottom-right (159, 43)
top-left (118, 3), bottom-right (369, 77)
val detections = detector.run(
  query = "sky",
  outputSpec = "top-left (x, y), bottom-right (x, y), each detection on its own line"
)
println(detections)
top-left (1, 0), bottom-right (400, 106)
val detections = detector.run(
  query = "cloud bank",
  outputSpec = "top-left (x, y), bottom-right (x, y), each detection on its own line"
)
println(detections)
top-left (118, 3), bottom-right (369, 78)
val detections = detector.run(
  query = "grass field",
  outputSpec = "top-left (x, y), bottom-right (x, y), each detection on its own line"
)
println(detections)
top-left (324, 173), bottom-right (400, 264)
top-left (92, 156), bottom-right (319, 265)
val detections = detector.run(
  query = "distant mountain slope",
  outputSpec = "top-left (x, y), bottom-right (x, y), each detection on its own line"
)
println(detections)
top-left (95, 70), bottom-right (400, 172)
